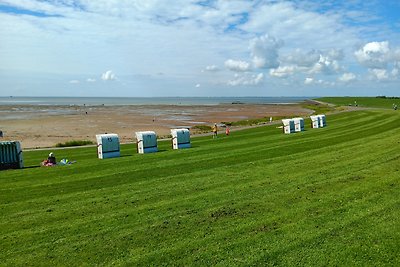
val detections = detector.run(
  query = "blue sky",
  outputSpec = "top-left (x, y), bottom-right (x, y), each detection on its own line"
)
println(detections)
top-left (0, 0), bottom-right (399, 97)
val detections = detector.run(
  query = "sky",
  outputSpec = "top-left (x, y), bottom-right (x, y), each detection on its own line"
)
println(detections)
top-left (0, 0), bottom-right (400, 97)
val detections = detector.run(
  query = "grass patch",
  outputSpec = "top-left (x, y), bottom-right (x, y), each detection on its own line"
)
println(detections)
top-left (1, 109), bottom-right (400, 265)
top-left (55, 140), bottom-right (94, 147)
top-left (301, 100), bottom-right (336, 114)
top-left (223, 101), bottom-right (335, 127)
top-left (223, 117), bottom-right (277, 126)
top-left (191, 125), bottom-right (212, 132)
top-left (317, 96), bottom-right (400, 109)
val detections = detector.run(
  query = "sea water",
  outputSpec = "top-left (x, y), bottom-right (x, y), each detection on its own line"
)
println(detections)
top-left (0, 96), bottom-right (313, 121)
top-left (0, 96), bottom-right (311, 106)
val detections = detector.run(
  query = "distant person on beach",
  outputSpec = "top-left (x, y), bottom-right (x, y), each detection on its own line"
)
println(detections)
top-left (212, 123), bottom-right (218, 138)
top-left (225, 126), bottom-right (230, 136)
top-left (42, 152), bottom-right (57, 166)
top-left (0, 130), bottom-right (3, 138)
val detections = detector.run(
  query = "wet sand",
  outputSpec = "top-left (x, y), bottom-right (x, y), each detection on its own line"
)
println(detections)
top-left (0, 104), bottom-right (312, 148)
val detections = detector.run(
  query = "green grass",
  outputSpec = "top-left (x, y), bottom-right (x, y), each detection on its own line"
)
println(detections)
top-left (317, 96), bottom-right (400, 109)
top-left (55, 140), bottom-right (95, 147)
top-left (1, 110), bottom-right (400, 265)
top-left (192, 125), bottom-right (212, 133)
top-left (222, 117), bottom-right (272, 126)
top-left (301, 101), bottom-right (336, 114)
top-left (223, 101), bottom-right (336, 127)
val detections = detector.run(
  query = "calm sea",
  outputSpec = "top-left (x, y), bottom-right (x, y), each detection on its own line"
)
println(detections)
top-left (0, 96), bottom-right (311, 106)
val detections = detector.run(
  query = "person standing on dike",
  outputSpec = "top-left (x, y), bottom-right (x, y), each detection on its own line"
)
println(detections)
top-left (212, 123), bottom-right (218, 139)
top-left (225, 125), bottom-right (230, 136)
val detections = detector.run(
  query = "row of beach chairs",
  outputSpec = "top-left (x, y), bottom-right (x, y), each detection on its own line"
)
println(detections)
top-left (282, 114), bottom-right (327, 134)
top-left (1, 116), bottom-right (327, 169)
top-left (96, 128), bottom-right (191, 159)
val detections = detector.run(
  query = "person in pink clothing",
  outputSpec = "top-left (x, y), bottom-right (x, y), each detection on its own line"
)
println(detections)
top-left (225, 126), bottom-right (230, 136)
top-left (42, 152), bottom-right (57, 166)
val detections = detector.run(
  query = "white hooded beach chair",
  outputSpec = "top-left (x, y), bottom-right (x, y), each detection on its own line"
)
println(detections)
top-left (282, 119), bottom-right (295, 134)
top-left (96, 134), bottom-right (120, 159)
top-left (171, 128), bottom-right (191, 149)
top-left (0, 141), bottom-right (24, 169)
top-left (136, 131), bottom-right (158, 154)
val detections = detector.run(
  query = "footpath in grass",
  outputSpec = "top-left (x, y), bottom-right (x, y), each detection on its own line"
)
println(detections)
top-left (1, 109), bottom-right (400, 265)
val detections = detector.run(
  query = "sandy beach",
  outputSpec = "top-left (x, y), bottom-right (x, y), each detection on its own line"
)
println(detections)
top-left (0, 103), bottom-right (312, 149)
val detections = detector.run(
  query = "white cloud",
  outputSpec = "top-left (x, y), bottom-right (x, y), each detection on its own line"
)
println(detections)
top-left (327, 49), bottom-right (344, 61)
top-left (224, 59), bottom-right (251, 72)
top-left (249, 34), bottom-right (283, 69)
top-left (204, 65), bottom-right (219, 72)
top-left (101, 70), bottom-right (116, 81)
top-left (369, 68), bottom-right (389, 80)
top-left (267, 47), bottom-right (344, 82)
top-left (354, 41), bottom-right (400, 82)
top-left (253, 73), bottom-right (264, 84)
top-left (69, 80), bottom-right (80, 84)
top-left (227, 73), bottom-right (264, 86)
top-left (0, 1), bottom-right (399, 96)
top-left (282, 48), bottom-right (343, 76)
top-left (353, 41), bottom-right (400, 83)
top-left (310, 55), bottom-right (342, 74)
top-left (87, 78), bottom-right (96, 82)
top-left (355, 41), bottom-right (390, 69)
top-left (304, 77), bottom-right (333, 86)
top-left (269, 66), bottom-right (296, 78)
top-left (392, 66), bottom-right (399, 77)
top-left (394, 49), bottom-right (400, 61)
top-left (195, 83), bottom-right (201, 88)
top-left (304, 77), bottom-right (314, 85)
top-left (241, 2), bottom-right (358, 50)
top-left (338, 72), bottom-right (356, 82)
top-left (284, 49), bottom-right (320, 67)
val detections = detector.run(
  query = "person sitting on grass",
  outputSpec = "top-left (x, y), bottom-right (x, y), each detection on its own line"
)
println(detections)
top-left (41, 152), bottom-right (57, 166)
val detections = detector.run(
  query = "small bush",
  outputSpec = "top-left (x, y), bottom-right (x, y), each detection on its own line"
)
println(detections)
top-left (55, 140), bottom-right (94, 147)
top-left (158, 134), bottom-right (172, 139)
top-left (301, 103), bottom-right (335, 114)
top-left (376, 96), bottom-right (400, 99)
top-left (223, 118), bottom-right (263, 127)
top-left (192, 125), bottom-right (212, 132)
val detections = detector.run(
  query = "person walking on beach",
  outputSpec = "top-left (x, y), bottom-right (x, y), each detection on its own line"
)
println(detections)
top-left (212, 123), bottom-right (218, 139)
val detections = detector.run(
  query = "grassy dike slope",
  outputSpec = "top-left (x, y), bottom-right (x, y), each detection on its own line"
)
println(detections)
top-left (1, 110), bottom-right (400, 265)
top-left (318, 96), bottom-right (400, 109)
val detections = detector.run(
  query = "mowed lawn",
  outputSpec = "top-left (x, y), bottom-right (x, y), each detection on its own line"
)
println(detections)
top-left (1, 109), bottom-right (400, 266)
top-left (318, 96), bottom-right (400, 109)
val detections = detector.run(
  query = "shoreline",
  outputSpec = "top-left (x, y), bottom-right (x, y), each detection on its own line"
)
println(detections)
top-left (0, 103), bottom-right (312, 149)
top-left (0, 96), bottom-right (311, 106)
